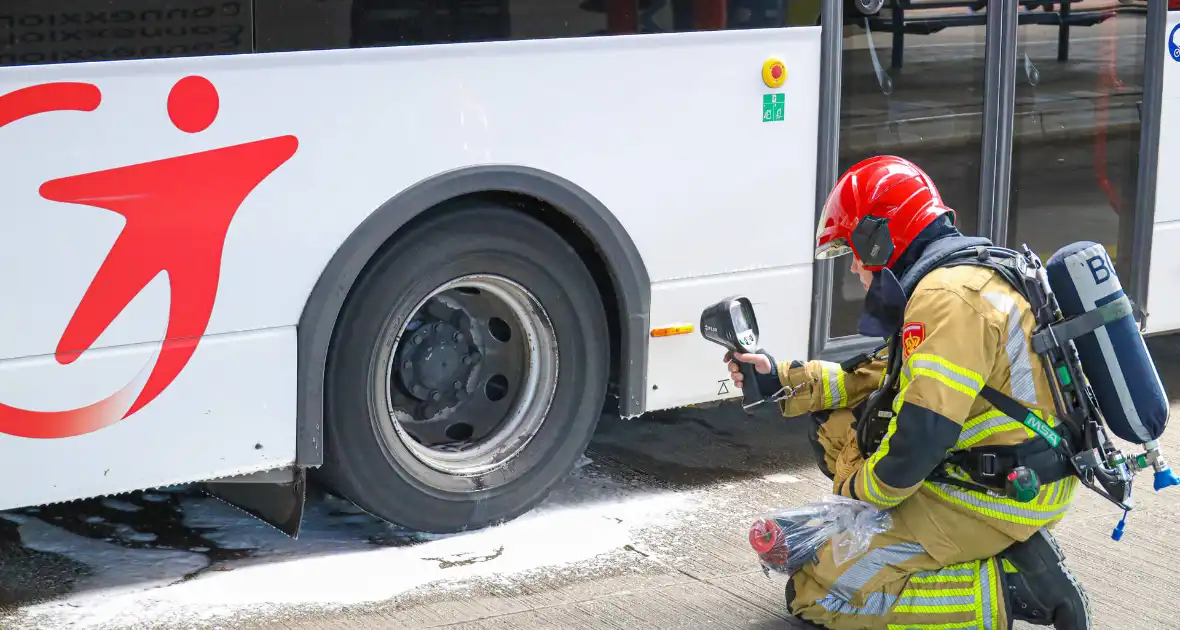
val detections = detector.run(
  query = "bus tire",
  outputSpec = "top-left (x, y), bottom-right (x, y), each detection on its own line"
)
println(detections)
top-left (320, 201), bottom-right (609, 533)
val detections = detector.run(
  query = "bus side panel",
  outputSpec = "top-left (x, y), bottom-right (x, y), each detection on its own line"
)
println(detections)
top-left (1148, 10), bottom-right (1180, 334)
top-left (646, 266), bottom-right (812, 411)
top-left (0, 328), bottom-right (296, 511)
top-left (0, 28), bottom-right (817, 504)
top-left (642, 27), bottom-right (821, 412)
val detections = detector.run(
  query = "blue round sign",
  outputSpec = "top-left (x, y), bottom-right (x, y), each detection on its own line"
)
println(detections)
top-left (1170, 23), bottom-right (1180, 62)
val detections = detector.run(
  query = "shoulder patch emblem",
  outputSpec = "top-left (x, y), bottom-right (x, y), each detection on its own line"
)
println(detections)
top-left (901, 322), bottom-right (926, 359)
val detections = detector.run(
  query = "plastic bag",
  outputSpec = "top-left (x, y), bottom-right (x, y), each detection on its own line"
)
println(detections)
top-left (748, 494), bottom-right (893, 580)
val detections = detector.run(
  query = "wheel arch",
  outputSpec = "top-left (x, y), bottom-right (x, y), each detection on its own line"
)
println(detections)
top-left (295, 165), bottom-right (651, 467)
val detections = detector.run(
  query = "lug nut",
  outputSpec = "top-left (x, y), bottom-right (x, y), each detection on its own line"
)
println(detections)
top-left (453, 380), bottom-right (464, 390)
top-left (453, 332), bottom-right (465, 343)
top-left (430, 390), bottom-right (441, 401)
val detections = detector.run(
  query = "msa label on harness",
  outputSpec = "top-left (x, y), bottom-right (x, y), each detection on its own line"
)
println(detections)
top-left (901, 322), bottom-right (925, 359)
top-left (1022, 414), bottom-right (1061, 447)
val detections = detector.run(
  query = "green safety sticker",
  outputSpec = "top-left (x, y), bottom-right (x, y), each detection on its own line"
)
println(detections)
top-left (1023, 414), bottom-right (1061, 448)
top-left (762, 93), bottom-right (785, 122)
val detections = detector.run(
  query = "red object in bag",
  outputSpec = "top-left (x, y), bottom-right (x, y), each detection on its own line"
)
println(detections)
top-left (749, 518), bottom-right (781, 553)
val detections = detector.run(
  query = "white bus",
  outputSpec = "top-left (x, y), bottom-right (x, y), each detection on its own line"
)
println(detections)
top-left (0, 0), bottom-right (1175, 536)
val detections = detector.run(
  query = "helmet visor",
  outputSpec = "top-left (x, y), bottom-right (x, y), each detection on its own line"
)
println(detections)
top-left (815, 237), bottom-right (852, 260)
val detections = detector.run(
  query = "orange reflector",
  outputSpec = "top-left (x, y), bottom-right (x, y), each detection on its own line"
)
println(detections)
top-left (651, 324), bottom-right (694, 337)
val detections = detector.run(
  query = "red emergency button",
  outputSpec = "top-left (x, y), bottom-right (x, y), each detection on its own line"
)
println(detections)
top-left (762, 57), bottom-right (787, 88)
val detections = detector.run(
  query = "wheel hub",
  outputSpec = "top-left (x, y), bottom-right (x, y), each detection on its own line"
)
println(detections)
top-left (394, 302), bottom-right (483, 421)
top-left (381, 274), bottom-right (558, 478)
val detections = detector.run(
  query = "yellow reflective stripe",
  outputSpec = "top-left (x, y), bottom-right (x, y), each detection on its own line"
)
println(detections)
top-left (892, 604), bottom-right (976, 614)
top-left (982, 558), bottom-right (999, 630)
top-left (909, 353), bottom-right (986, 396)
top-left (909, 575), bottom-right (975, 585)
top-left (893, 588), bottom-right (976, 609)
top-left (976, 558), bottom-right (987, 630)
top-left (892, 366), bottom-right (914, 414)
top-left (925, 477), bottom-right (1077, 526)
top-left (822, 368), bottom-right (847, 408)
top-left (957, 410), bottom-right (1032, 449)
top-left (860, 417), bottom-right (906, 508)
top-left (908, 563), bottom-right (976, 586)
top-left (860, 464), bottom-right (906, 508)
top-left (890, 560), bottom-right (999, 630)
top-left (899, 589), bottom-right (977, 599)
top-left (962, 409), bottom-right (1004, 431)
top-left (1001, 558), bottom-right (1017, 573)
top-left (888, 623), bottom-right (978, 630)
top-left (910, 365), bottom-right (978, 396)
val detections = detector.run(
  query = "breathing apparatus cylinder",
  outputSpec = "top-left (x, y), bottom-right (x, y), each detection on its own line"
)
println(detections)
top-left (1044, 242), bottom-right (1177, 492)
top-left (1045, 242), bottom-right (1169, 444)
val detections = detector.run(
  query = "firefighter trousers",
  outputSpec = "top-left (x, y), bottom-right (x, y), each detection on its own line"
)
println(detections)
top-left (790, 410), bottom-right (1015, 630)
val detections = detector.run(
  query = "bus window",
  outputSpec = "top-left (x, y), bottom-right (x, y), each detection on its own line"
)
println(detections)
top-left (1008, 5), bottom-right (1144, 274)
top-left (254, 0), bottom-right (817, 55)
top-left (0, 0), bottom-right (252, 68)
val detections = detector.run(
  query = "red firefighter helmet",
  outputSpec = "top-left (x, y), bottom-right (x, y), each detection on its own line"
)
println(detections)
top-left (814, 155), bottom-right (955, 271)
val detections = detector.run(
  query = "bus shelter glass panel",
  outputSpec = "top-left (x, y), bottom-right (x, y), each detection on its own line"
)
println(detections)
top-left (830, 2), bottom-right (988, 339)
top-left (1008, 2), bottom-right (1146, 275)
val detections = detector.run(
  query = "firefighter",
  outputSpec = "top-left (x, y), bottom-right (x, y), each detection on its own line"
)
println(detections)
top-left (725, 155), bottom-right (1091, 630)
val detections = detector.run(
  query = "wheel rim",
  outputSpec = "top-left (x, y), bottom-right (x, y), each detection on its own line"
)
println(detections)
top-left (378, 274), bottom-right (559, 482)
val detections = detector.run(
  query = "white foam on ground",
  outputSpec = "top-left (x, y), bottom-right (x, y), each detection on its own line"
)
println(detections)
top-left (8, 470), bottom-right (699, 630)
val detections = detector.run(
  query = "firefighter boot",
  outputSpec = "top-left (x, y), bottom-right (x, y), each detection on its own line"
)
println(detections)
top-left (998, 529), bottom-right (1091, 630)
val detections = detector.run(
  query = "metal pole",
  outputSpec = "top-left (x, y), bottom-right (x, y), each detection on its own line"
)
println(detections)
top-left (1130, 0), bottom-right (1166, 317)
top-left (808, 0), bottom-right (844, 359)
top-left (977, 0), bottom-right (1019, 244)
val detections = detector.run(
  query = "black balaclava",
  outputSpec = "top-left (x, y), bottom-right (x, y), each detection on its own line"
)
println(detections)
top-left (856, 214), bottom-right (961, 338)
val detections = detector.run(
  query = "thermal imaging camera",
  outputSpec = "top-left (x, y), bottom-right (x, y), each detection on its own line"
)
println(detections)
top-left (700, 296), bottom-right (766, 407)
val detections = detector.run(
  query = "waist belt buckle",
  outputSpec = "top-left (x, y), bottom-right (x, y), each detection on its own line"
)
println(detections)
top-left (979, 453), bottom-right (998, 477)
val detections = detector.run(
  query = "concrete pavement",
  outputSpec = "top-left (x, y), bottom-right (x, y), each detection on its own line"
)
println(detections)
top-left (3, 335), bottom-right (1179, 629)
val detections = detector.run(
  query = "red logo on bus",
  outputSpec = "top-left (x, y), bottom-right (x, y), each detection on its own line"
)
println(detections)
top-left (0, 77), bottom-right (298, 439)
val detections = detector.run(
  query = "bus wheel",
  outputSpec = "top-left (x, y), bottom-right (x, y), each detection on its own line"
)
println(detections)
top-left (321, 202), bottom-right (609, 533)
